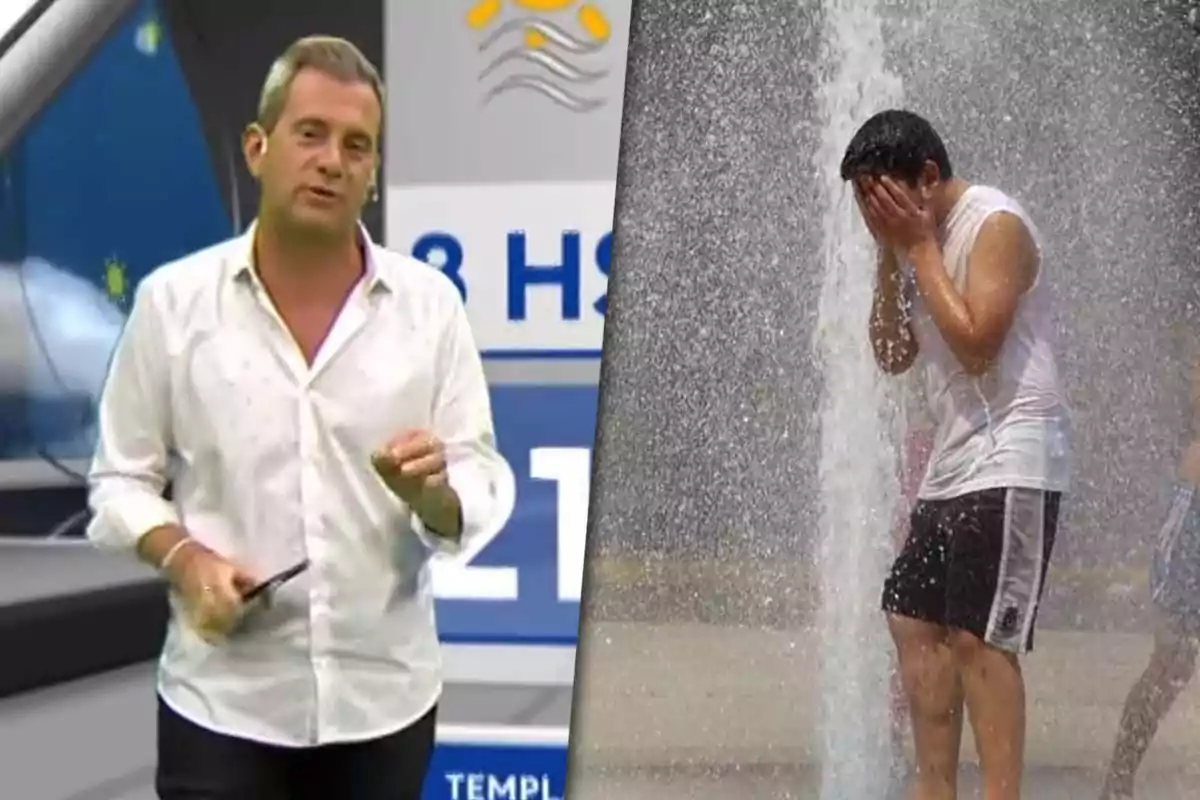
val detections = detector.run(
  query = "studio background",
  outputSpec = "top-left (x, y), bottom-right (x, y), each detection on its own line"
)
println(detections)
top-left (0, 1), bottom-right (619, 797)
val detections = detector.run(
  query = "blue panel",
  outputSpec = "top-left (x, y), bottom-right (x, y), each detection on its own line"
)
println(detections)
top-left (424, 742), bottom-right (567, 800)
top-left (435, 386), bottom-right (597, 646)
top-left (21, 0), bottom-right (229, 291)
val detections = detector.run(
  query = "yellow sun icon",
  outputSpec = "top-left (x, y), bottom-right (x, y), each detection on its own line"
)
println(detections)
top-left (464, 0), bottom-right (613, 113)
top-left (467, 0), bottom-right (610, 46)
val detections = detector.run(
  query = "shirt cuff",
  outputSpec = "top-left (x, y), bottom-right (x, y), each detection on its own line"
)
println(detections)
top-left (88, 493), bottom-right (180, 552)
top-left (410, 462), bottom-right (503, 556)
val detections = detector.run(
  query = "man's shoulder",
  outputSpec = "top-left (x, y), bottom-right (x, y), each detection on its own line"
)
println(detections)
top-left (966, 186), bottom-right (1040, 255)
top-left (971, 185), bottom-right (1034, 226)
top-left (138, 235), bottom-right (244, 301)
top-left (370, 245), bottom-right (463, 307)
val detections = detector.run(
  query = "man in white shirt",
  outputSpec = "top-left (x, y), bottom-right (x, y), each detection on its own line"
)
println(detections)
top-left (87, 36), bottom-right (512, 799)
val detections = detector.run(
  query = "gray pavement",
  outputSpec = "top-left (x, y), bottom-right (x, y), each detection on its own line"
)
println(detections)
top-left (563, 622), bottom-right (1200, 798)
top-left (569, 764), bottom-right (1196, 799)
top-left (569, 623), bottom-right (1200, 771)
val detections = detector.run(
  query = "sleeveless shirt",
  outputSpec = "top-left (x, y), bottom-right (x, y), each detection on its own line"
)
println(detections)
top-left (907, 185), bottom-right (1071, 500)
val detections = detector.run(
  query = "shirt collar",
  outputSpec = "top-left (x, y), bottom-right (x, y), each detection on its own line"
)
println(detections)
top-left (229, 220), bottom-right (391, 294)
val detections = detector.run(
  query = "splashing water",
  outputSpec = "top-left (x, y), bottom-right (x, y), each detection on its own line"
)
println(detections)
top-left (812, 0), bottom-right (908, 796)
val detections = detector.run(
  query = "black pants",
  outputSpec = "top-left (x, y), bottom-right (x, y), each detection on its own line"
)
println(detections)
top-left (156, 696), bottom-right (437, 799)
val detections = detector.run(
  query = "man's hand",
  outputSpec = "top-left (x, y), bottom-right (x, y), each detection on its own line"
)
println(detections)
top-left (164, 543), bottom-right (258, 645)
top-left (853, 179), bottom-right (886, 245)
top-left (371, 429), bottom-right (449, 504)
top-left (372, 429), bottom-right (463, 538)
top-left (858, 175), bottom-right (938, 254)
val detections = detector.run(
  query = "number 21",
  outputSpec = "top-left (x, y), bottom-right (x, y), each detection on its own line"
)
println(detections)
top-left (430, 447), bottom-right (590, 602)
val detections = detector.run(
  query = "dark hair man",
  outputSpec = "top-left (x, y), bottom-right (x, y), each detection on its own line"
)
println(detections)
top-left (842, 109), bottom-right (1072, 800)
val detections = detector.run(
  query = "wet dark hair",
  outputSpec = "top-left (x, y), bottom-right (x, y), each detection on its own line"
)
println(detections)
top-left (839, 109), bottom-right (953, 185)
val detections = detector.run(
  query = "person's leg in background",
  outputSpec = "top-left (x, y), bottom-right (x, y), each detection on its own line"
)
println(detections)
top-left (1101, 485), bottom-right (1200, 800)
top-left (1099, 617), bottom-right (1199, 799)
top-left (945, 488), bottom-right (1060, 800)
top-left (884, 498), bottom-right (964, 800)
top-left (155, 695), bottom-right (291, 800)
top-left (293, 703), bottom-right (438, 800)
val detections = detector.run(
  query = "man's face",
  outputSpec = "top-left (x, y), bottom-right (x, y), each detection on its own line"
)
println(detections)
top-left (249, 68), bottom-right (381, 238)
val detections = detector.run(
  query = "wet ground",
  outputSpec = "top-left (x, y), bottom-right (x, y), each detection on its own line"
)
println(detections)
top-left (569, 763), bottom-right (1195, 798)
top-left (565, 621), bottom-right (1200, 799)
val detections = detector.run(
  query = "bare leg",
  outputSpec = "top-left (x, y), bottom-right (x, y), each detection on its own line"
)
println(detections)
top-left (952, 630), bottom-right (1024, 800)
top-left (1100, 621), bottom-right (1199, 799)
top-left (889, 615), bottom-right (964, 800)
top-left (889, 518), bottom-right (916, 775)
top-left (890, 665), bottom-right (911, 760)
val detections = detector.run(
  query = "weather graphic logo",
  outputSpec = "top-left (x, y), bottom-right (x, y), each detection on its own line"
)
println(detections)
top-left (465, 0), bottom-right (612, 113)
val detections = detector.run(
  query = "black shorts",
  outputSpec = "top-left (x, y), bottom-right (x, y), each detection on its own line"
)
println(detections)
top-left (882, 486), bottom-right (1061, 654)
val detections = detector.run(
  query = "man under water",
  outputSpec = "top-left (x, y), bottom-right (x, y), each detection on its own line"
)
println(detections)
top-left (843, 108), bottom-right (1072, 800)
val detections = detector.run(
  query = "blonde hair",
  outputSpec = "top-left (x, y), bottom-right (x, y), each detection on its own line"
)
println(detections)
top-left (257, 35), bottom-right (384, 134)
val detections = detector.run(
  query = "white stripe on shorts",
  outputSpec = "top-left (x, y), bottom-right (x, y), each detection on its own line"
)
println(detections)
top-left (1156, 486), bottom-right (1195, 568)
top-left (983, 487), bottom-right (1047, 654)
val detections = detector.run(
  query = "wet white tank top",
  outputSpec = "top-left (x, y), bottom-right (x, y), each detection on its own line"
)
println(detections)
top-left (906, 185), bottom-right (1071, 500)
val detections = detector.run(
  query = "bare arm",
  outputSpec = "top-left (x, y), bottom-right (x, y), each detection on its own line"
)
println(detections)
top-left (908, 211), bottom-right (1037, 376)
top-left (1188, 352), bottom-right (1200, 437)
top-left (1190, 349), bottom-right (1200, 416)
top-left (1177, 352), bottom-right (1200, 485)
top-left (869, 247), bottom-right (919, 375)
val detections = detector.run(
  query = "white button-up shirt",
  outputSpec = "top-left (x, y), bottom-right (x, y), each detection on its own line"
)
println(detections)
top-left (86, 223), bottom-right (512, 747)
